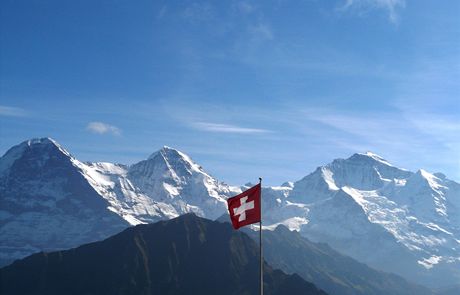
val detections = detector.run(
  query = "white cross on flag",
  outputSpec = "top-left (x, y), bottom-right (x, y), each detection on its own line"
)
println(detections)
top-left (227, 183), bottom-right (261, 229)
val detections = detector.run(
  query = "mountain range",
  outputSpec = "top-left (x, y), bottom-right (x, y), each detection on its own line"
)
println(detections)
top-left (0, 137), bottom-right (459, 289)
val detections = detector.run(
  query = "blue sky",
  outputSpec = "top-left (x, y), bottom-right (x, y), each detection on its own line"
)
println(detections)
top-left (1, 0), bottom-right (459, 185)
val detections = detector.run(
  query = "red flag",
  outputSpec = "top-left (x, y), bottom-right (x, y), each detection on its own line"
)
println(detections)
top-left (227, 183), bottom-right (261, 229)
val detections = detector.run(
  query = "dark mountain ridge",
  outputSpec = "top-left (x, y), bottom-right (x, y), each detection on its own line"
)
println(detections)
top-left (0, 214), bottom-right (327, 295)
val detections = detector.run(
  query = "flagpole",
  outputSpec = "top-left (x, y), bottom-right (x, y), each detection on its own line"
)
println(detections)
top-left (259, 177), bottom-right (263, 295)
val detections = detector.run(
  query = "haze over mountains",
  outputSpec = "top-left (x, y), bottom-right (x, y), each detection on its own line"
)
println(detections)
top-left (0, 138), bottom-right (459, 289)
top-left (236, 221), bottom-right (434, 295)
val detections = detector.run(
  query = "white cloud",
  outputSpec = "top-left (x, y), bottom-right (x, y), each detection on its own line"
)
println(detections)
top-left (193, 122), bottom-right (270, 134)
top-left (0, 105), bottom-right (27, 117)
top-left (342, 0), bottom-right (405, 24)
top-left (86, 122), bottom-right (121, 136)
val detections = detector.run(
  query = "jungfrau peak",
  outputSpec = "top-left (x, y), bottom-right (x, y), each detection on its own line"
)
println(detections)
top-left (261, 152), bottom-right (460, 287)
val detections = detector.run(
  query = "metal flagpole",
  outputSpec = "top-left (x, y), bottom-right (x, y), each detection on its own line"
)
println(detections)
top-left (259, 177), bottom-right (263, 295)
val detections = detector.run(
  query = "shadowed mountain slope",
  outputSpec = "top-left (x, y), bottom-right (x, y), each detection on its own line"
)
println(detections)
top-left (243, 225), bottom-right (434, 295)
top-left (0, 214), bottom-right (327, 295)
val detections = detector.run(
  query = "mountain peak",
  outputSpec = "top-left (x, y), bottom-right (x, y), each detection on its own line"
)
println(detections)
top-left (146, 146), bottom-right (205, 176)
top-left (5, 137), bottom-right (58, 152)
top-left (314, 152), bottom-right (413, 191)
top-left (26, 137), bottom-right (55, 146)
top-left (21, 137), bottom-right (72, 157)
top-left (0, 137), bottom-right (72, 175)
top-left (126, 145), bottom-right (235, 220)
top-left (349, 151), bottom-right (394, 167)
top-left (149, 145), bottom-right (184, 160)
top-left (161, 145), bottom-right (176, 151)
top-left (414, 169), bottom-right (436, 182)
top-left (412, 169), bottom-right (446, 191)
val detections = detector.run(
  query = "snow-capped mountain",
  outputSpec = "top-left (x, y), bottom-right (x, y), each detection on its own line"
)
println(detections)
top-left (0, 138), bottom-right (240, 267)
top-left (76, 146), bottom-right (240, 225)
top-left (260, 152), bottom-right (460, 287)
top-left (0, 138), bottom-right (127, 266)
top-left (127, 147), bottom-right (238, 220)
top-left (1, 138), bottom-right (459, 288)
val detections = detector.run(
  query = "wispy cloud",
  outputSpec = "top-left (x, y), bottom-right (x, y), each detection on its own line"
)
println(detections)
top-left (182, 2), bottom-right (214, 23)
top-left (192, 122), bottom-right (271, 134)
top-left (86, 122), bottom-right (121, 136)
top-left (234, 1), bottom-right (254, 14)
top-left (248, 23), bottom-right (274, 41)
top-left (0, 105), bottom-right (27, 117)
top-left (298, 106), bottom-right (460, 177)
top-left (342, 0), bottom-right (406, 24)
top-left (399, 108), bottom-right (460, 152)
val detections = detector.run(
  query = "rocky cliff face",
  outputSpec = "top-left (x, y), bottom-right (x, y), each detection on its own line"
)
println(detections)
top-left (0, 138), bottom-right (127, 266)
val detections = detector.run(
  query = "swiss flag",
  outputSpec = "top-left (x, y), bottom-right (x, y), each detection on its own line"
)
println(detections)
top-left (227, 183), bottom-right (261, 229)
